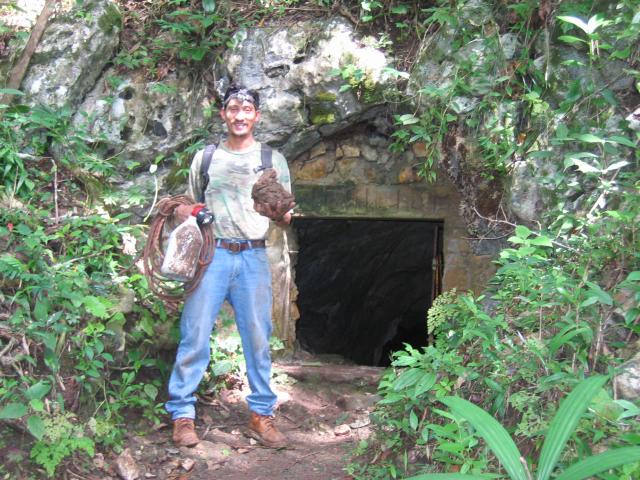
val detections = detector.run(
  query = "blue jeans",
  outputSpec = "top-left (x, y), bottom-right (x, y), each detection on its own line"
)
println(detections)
top-left (165, 242), bottom-right (277, 420)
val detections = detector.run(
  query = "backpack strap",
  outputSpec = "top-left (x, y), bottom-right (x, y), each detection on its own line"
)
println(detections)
top-left (199, 144), bottom-right (217, 203)
top-left (254, 143), bottom-right (273, 173)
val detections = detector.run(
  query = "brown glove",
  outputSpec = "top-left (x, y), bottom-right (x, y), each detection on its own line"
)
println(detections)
top-left (251, 169), bottom-right (296, 221)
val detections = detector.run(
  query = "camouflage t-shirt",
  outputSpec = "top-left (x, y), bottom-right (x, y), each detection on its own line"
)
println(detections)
top-left (186, 142), bottom-right (292, 240)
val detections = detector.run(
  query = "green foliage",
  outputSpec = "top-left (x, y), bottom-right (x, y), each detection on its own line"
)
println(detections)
top-left (427, 289), bottom-right (457, 334)
top-left (348, 11), bottom-right (640, 461)
top-left (407, 377), bottom-right (640, 480)
top-left (329, 64), bottom-right (382, 103)
top-left (29, 413), bottom-right (95, 477)
top-left (154, 5), bottom-right (231, 62)
top-left (0, 98), bottom-right (174, 474)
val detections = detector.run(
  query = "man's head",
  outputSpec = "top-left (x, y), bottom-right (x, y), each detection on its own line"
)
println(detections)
top-left (223, 85), bottom-right (260, 110)
top-left (220, 85), bottom-right (261, 140)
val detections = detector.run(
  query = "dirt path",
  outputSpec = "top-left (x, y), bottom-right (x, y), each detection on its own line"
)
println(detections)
top-left (102, 360), bottom-right (382, 480)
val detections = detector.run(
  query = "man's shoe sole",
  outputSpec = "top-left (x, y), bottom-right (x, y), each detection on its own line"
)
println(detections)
top-left (175, 439), bottom-right (199, 447)
top-left (246, 428), bottom-right (287, 449)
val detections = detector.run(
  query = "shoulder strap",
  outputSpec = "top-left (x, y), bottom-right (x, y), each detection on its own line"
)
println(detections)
top-left (261, 143), bottom-right (273, 169)
top-left (199, 144), bottom-right (217, 203)
top-left (253, 143), bottom-right (273, 173)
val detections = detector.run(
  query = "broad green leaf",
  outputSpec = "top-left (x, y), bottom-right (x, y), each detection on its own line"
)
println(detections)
top-left (608, 135), bottom-right (636, 148)
top-left (414, 372), bottom-right (437, 397)
top-left (574, 133), bottom-right (604, 143)
top-left (530, 235), bottom-right (553, 247)
top-left (202, 0), bottom-right (216, 12)
top-left (144, 383), bottom-right (158, 400)
top-left (393, 368), bottom-right (424, 391)
top-left (0, 88), bottom-right (24, 95)
top-left (30, 399), bottom-right (44, 412)
top-left (584, 282), bottom-right (612, 306)
top-left (514, 225), bottom-right (531, 239)
top-left (212, 359), bottom-right (233, 376)
top-left (393, 353), bottom-right (418, 367)
top-left (398, 114), bottom-right (420, 125)
top-left (391, 5), bottom-right (408, 14)
top-left (82, 295), bottom-right (110, 319)
top-left (554, 447), bottom-right (640, 480)
top-left (441, 396), bottom-right (528, 480)
top-left (603, 160), bottom-right (629, 172)
top-left (615, 400), bottom-right (640, 421)
top-left (33, 299), bottom-right (49, 322)
top-left (409, 409), bottom-right (419, 430)
top-left (548, 325), bottom-right (592, 356)
top-left (558, 35), bottom-right (587, 45)
top-left (27, 415), bottom-right (45, 440)
top-left (585, 15), bottom-right (609, 34)
top-left (0, 402), bottom-right (27, 419)
top-left (382, 67), bottom-right (410, 79)
top-left (537, 376), bottom-right (608, 480)
top-left (25, 381), bottom-right (51, 401)
top-left (557, 15), bottom-right (589, 34)
top-left (567, 159), bottom-right (601, 173)
top-left (625, 271), bottom-right (640, 282)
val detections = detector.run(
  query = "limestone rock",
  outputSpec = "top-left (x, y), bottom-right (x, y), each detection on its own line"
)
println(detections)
top-left (508, 158), bottom-right (549, 223)
top-left (181, 440), bottom-right (232, 464)
top-left (0, 0), bottom-right (45, 30)
top-left (21, 0), bottom-right (121, 109)
top-left (218, 17), bottom-right (395, 159)
top-left (73, 71), bottom-right (210, 165)
top-left (615, 352), bottom-right (640, 400)
top-left (115, 448), bottom-right (140, 480)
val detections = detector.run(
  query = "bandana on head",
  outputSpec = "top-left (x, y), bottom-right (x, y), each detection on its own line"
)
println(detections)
top-left (223, 88), bottom-right (258, 109)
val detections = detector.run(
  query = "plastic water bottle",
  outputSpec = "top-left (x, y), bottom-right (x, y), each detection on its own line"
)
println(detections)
top-left (161, 215), bottom-right (203, 282)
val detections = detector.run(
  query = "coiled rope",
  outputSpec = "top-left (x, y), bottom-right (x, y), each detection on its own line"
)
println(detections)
top-left (142, 195), bottom-right (215, 309)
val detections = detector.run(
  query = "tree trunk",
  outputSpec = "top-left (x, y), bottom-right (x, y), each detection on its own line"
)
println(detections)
top-left (275, 363), bottom-right (384, 386)
top-left (1, 0), bottom-right (57, 105)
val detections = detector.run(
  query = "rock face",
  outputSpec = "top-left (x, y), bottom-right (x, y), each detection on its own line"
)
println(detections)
top-left (20, 0), bottom-right (121, 109)
top-left (75, 71), bottom-right (211, 164)
top-left (407, 11), bottom-right (521, 247)
top-left (217, 17), bottom-right (395, 159)
top-left (0, 0), bottom-right (44, 30)
top-left (69, 16), bottom-right (395, 167)
top-left (616, 352), bottom-right (640, 400)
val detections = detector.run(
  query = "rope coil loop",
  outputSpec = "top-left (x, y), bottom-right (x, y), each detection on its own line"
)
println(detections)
top-left (142, 195), bottom-right (215, 309)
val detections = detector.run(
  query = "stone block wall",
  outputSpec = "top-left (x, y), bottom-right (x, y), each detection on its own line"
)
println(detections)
top-left (268, 133), bottom-right (496, 347)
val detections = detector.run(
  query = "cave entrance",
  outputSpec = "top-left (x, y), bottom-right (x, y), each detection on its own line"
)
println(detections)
top-left (293, 218), bottom-right (444, 366)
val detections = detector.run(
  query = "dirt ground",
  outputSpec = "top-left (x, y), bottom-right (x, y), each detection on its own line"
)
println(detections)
top-left (92, 358), bottom-right (381, 480)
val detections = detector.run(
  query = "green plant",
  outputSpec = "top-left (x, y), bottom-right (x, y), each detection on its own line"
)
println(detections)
top-left (153, 5), bottom-right (232, 62)
top-left (406, 376), bottom-right (640, 480)
top-left (29, 413), bottom-right (95, 477)
top-left (328, 63), bottom-right (382, 103)
top-left (427, 289), bottom-right (457, 334)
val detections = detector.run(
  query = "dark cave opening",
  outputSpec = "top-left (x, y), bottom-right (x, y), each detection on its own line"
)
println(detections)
top-left (293, 218), bottom-right (443, 366)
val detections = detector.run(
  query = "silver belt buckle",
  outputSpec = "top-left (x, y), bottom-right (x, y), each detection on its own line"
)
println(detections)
top-left (228, 240), bottom-right (242, 253)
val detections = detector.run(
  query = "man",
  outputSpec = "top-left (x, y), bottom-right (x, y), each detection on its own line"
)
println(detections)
top-left (165, 85), bottom-right (292, 449)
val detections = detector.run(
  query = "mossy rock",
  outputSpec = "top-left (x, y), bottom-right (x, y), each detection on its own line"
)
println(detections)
top-left (314, 91), bottom-right (337, 102)
top-left (309, 104), bottom-right (336, 126)
top-left (98, 2), bottom-right (122, 34)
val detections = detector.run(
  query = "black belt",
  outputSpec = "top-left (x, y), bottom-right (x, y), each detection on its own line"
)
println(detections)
top-left (216, 239), bottom-right (266, 253)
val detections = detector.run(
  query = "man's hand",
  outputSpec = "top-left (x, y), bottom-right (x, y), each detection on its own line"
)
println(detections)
top-left (173, 203), bottom-right (205, 223)
top-left (253, 198), bottom-right (296, 223)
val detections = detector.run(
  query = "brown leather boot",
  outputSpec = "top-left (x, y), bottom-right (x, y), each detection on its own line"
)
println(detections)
top-left (172, 418), bottom-right (199, 447)
top-left (247, 412), bottom-right (288, 448)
